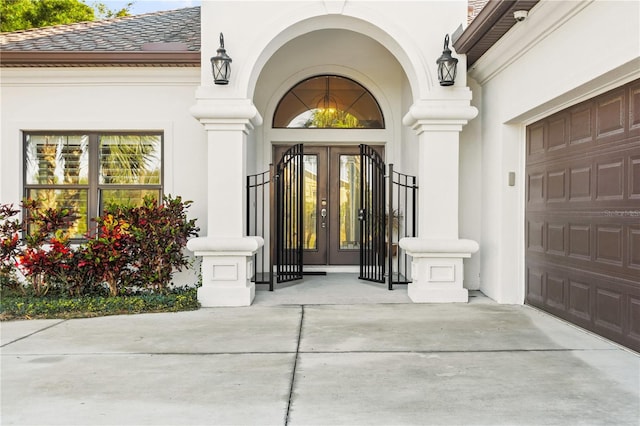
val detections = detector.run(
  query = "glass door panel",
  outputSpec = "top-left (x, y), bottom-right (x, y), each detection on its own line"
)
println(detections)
top-left (303, 154), bottom-right (318, 250)
top-left (328, 147), bottom-right (361, 265)
top-left (339, 155), bottom-right (360, 250)
top-left (274, 146), bottom-right (327, 265)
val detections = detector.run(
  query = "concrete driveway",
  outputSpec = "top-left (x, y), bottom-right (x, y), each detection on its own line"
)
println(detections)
top-left (1, 287), bottom-right (638, 425)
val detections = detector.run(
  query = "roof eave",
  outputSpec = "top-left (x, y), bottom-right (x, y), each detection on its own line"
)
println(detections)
top-left (453, 0), bottom-right (539, 68)
top-left (0, 51), bottom-right (201, 67)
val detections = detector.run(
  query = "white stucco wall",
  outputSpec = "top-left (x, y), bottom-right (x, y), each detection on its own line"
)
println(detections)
top-left (198, 1), bottom-right (469, 100)
top-left (193, 0), bottom-right (482, 289)
top-left (467, 0), bottom-right (640, 303)
top-left (0, 67), bottom-right (205, 286)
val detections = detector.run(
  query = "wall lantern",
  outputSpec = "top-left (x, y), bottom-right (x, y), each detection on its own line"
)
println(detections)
top-left (211, 33), bottom-right (232, 85)
top-left (436, 34), bottom-right (458, 86)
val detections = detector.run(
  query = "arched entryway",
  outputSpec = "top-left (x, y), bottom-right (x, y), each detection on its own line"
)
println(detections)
top-left (190, 2), bottom-right (478, 306)
top-left (273, 74), bottom-right (385, 267)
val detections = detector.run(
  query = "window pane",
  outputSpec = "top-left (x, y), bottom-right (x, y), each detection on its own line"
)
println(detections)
top-left (25, 134), bottom-right (89, 185)
top-left (303, 155), bottom-right (318, 250)
top-left (27, 189), bottom-right (88, 238)
top-left (273, 75), bottom-right (384, 129)
top-left (99, 135), bottom-right (161, 185)
top-left (101, 189), bottom-right (161, 209)
top-left (339, 155), bottom-right (360, 249)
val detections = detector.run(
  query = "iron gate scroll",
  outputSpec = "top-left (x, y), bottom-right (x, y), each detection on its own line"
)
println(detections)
top-left (359, 144), bottom-right (386, 283)
top-left (275, 144), bottom-right (304, 283)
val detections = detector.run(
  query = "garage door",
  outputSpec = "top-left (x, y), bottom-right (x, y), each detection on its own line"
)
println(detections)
top-left (526, 79), bottom-right (640, 352)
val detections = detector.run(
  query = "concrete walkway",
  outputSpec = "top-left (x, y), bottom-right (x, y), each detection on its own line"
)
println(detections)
top-left (1, 277), bottom-right (639, 425)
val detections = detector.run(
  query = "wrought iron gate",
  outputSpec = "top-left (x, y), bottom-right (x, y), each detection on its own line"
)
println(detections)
top-left (387, 164), bottom-right (418, 290)
top-left (247, 167), bottom-right (274, 290)
top-left (359, 144), bottom-right (386, 283)
top-left (247, 143), bottom-right (417, 291)
top-left (275, 144), bottom-right (304, 283)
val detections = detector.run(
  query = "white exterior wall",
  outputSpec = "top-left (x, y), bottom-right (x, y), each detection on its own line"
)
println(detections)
top-left (468, 0), bottom-right (640, 303)
top-left (1, 0), bottom-right (488, 299)
top-left (0, 67), bottom-right (205, 287)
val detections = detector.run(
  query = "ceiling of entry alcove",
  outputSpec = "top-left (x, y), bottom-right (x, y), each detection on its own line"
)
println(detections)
top-left (253, 28), bottom-right (406, 120)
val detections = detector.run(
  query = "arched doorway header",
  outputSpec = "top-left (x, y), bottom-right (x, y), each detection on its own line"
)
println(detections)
top-left (273, 74), bottom-right (385, 129)
top-left (239, 11), bottom-right (432, 102)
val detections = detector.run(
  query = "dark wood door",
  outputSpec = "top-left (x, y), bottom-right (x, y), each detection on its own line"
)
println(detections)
top-left (525, 79), bottom-right (640, 352)
top-left (274, 145), bottom-right (383, 266)
top-left (328, 146), bottom-right (362, 265)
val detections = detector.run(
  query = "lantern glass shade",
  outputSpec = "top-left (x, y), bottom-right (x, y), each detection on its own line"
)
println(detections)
top-left (211, 33), bottom-right (232, 85)
top-left (436, 35), bottom-right (458, 86)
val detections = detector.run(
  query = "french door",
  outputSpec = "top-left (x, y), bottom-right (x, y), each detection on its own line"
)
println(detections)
top-left (274, 145), bottom-right (383, 266)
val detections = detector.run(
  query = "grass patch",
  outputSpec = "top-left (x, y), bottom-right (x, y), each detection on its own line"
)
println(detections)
top-left (0, 288), bottom-right (199, 320)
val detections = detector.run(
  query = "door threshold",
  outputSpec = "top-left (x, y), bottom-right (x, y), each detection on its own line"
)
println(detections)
top-left (304, 265), bottom-right (359, 273)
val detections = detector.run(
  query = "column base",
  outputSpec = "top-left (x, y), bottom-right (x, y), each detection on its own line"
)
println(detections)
top-left (400, 238), bottom-right (479, 304)
top-left (408, 282), bottom-right (468, 303)
top-left (198, 283), bottom-right (255, 307)
top-left (187, 237), bottom-right (263, 307)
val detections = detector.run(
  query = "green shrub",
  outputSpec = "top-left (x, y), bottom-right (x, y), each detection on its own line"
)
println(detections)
top-left (104, 195), bottom-right (199, 294)
top-left (4, 195), bottom-right (199, 298)
top-left (0, 203), bottom-right (22, 292)
top-left (0, 288), bottom-right (199, 320)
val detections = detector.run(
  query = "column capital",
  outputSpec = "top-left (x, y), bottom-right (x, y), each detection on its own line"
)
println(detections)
top-left (187, 236), bottom-right (264, 255)
top-left (190, 98), bottom-right (263, 132)
top-left (403, 97), bottom-right (478, 134)
top-left (399, 238), bottom-right (479, 257)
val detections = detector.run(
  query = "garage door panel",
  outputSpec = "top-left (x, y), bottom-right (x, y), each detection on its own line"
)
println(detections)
top-left (569, 166), bottom-right (592, 200)
top-left (526, 266), bottom-right (544, 304)
top-left (547, 169), bottom-right (566, 202)
top-left (631, 155), bottom-right (640, 198)
top-left (595, 158), bottom-right (624, 200)
top-left (630, 226), bottom-right (640, 270)
top-left (629, 296), bottom-right (640, 342)
top-left (546, 273), bottom-right (567, 310)
top-left (630, 82), bottom-right (640, 136)
top-left (527, 122), bottom-right (545, 157)
top-left (546, 223), bottom-right (566, 255)
top-left (570, 104), bottom-right (594, 145)
top-left (594, 287), bottom-right (623, 334)
top-left (527, 219), bottom-right (636, 280)
top-left (526, 219), bottom-right (545, 252)
top-left (595, 225), bottom-right (623, 266)
top-left (596, 89), bottom-right (626, 141)
top-left (528, 143), bottom-right (639, 209)
top-left (568, 280), bottom-right (591, 322)
top-left (568, 223), bottom-right (591, 259)
top-left (548, 115), bottom-right (569, 151)
top-left (526, 79), bottom-right (640, 352)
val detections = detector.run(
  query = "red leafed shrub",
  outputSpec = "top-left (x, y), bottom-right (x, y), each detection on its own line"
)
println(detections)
top-left (104, 195), bottom-right (199, 294)
top-left (16, 199), bottom-right (78, 296)
top-left (2, 195), bottom-right (198, 298)
top-left (79, 213), bottom-right (135, 297)
top-left (0, 203), bottom-right (22, 290)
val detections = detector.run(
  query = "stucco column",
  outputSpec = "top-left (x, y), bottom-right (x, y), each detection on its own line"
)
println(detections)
top-left (187, 98), bottom-right (264, 307)
top-left (400, 95), bottom-right (479, 303)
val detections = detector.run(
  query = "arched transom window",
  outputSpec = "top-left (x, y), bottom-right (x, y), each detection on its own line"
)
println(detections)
top-left (273, 75), bottom-right (384, 129)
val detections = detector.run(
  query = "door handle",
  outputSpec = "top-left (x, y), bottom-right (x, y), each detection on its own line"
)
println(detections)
top-left (321, 208), bottom-right (327, 228)
top-left (358, 209), bottom-right (366, 221)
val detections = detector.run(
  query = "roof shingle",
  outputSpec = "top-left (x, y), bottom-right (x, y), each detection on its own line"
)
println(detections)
top-left (0, 7), bottom-right (200, 52)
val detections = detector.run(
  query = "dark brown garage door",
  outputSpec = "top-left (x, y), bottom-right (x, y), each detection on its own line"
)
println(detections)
top-left (526, 79), bottom-right (640, 352)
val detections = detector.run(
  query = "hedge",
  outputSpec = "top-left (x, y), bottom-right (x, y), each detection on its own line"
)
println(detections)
top-left (0, 288), bottom-right (199, 320)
